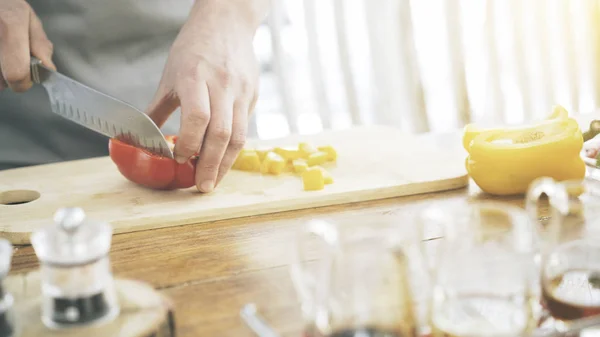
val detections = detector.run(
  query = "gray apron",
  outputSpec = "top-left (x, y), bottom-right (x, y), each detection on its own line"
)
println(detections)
top-left (0, 0), bottom-right (194, 170)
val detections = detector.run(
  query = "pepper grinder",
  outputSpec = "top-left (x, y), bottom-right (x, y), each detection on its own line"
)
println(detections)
top-left (0, 239), bottom-right (15, 337)
top-left (31, 207), bottom-right (120, 329)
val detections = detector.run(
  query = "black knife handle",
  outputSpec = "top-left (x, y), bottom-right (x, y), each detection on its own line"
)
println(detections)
top-left (30, 56), bottom-right (50, 84)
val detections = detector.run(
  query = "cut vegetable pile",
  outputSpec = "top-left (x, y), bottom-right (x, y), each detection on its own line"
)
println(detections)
top-left (108, 133), bottom-right (338, 192)
top-left (232, 142), bottom-right (337, 191)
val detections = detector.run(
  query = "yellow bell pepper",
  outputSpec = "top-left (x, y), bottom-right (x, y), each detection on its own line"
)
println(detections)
top-left (462, 105), bottom-right (569, 151)
top-left (464, 114), bottom-right (586, 196)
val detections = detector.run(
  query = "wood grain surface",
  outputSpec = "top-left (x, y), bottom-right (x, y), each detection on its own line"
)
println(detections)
top-left (0, 126), bottom-right (468, 244)
top-left (7, 181), bottom-right (526, 337)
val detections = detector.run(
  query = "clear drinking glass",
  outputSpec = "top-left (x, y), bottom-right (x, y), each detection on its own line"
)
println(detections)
top-left (540, 239), bottom-right (600, 333)
top-left (419, 202), bottom-right (538, 337)
top-left (290, 217), bottom-right (421, 337)
top-left (525, 177), bottom-right (600, 257)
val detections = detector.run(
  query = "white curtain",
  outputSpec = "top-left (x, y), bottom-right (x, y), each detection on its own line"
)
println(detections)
top-left (250, 0), bottom-right (600, 139)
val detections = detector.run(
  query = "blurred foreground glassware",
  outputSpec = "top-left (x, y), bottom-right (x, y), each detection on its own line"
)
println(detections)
top-left (540, 239), bottom-right (600, 334)
top-left (525, 177), bottom-right (600, 258)
top-left (31, 207), bottom-right (119, 329)
top-left (419, 202), bottom-right (538, 337)
top-left (290, 218), bottom-right (420, 337)
top-left (0, 239), bottom-right (15, 337)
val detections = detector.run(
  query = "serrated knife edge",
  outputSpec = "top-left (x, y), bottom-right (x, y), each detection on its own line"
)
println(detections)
top-left (30, 57), bottom-right (174, 159)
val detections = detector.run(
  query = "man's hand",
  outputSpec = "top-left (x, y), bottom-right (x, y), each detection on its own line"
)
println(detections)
top-left (147, 0), bottom-right (269, 193)
top-left (0, 0), bottom-right (55, 92)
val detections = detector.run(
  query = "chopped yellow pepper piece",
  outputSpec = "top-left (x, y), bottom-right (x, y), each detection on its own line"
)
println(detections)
top-left (234, 151), bottom-right (261, 172)
top-left (274, 146), bottom-right (302, 160)
top-left (299, 142), bottom-right (318, 158)
top-left (232, 152), bottom-right (245, 170)
top-left (260, 152), bottom-right (286, 175)
top-left (317, 166), bottom-right (334, 184)
top-left (283, 162), bottom-right (294, 173)
top-left (317, 145), bottom-right (337, 161)
top-left (293, 159), bottom-right (308, 173)
top-left (255, 147), bottom-right (271, 161)
top-left (307, 151), bottom-right (328, 166)
top-left (464, 115), bottom-right (586, 196)
top-left (302, 166), bottom-right (325, 191)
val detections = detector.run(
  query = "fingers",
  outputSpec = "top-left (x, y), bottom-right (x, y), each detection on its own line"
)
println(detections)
top-left (249, 91), bottom-right (258, 116)
top-left (176, 80), bottom-right (211, 164)
top-left (194, 87), bottom-right (234, 193)
top-left (215, 98), bottom-right (249, 186)
top-left (29, 9), bottom-right (55, 71)
top-left (0, 2), bottom-right (32, 92)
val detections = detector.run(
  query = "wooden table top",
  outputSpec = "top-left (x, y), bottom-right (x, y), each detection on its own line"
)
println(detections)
top-left (8, 112), bottom-right (598, 336)
top-left (10, 178), bottom-right (526, 337)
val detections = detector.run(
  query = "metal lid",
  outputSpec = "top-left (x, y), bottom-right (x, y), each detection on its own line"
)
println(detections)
top-left (31, 208), bottom-right (113, 266)
top-left (0, 239), bottom-right (12, 279)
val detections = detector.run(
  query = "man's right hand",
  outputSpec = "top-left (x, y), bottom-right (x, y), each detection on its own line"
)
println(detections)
top-left (0, 0), bottom-right (55, 92)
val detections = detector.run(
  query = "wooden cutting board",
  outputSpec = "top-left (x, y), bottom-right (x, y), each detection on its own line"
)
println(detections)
top-left (0, 126), bottom-right (468, 244)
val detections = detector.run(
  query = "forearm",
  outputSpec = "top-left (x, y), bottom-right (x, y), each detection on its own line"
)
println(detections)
top-left (190, 0), bottom-right (271, 33)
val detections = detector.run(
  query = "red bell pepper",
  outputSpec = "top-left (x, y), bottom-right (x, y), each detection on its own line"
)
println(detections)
top-left (108, 135), bottom-right (198, 190)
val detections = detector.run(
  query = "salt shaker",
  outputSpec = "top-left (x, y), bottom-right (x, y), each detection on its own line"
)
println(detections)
top-left (31, 207), bottom-right (119, 329)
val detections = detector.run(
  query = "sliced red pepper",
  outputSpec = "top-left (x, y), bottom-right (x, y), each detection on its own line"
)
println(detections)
top-left (108, 135), bottom-right (197, 190)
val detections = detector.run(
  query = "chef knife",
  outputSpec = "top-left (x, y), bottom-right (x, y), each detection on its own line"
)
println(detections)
top-left (30, 57), bottom-right (174, 159)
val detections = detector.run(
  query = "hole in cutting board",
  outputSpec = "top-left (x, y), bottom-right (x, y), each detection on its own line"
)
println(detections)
top-left (0, 190), bottom-right (40, 205)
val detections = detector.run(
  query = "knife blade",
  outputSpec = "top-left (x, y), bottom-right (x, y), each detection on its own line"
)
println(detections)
top-left (30, 57), bottom-right (174, 159)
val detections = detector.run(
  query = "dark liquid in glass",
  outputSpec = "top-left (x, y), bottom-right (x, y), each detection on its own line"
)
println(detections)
top-left (305, 327), bottom-right (407, 337)
top-left (542, 269), bottom-right (600, 321)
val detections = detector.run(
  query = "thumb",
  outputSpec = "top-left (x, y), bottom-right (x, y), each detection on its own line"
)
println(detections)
top-left (29, 9), bottom-right (56, 71)
top-left (145, 82), bottom-right (179, 128)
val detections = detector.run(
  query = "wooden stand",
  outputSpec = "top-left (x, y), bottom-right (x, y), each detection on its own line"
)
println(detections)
top-left (3, 271), bottom-right (175, 337)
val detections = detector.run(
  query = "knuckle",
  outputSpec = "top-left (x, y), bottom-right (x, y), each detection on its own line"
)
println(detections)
top-left (182, 67), bottom-right (200, 82)
top-left (228, 133), bottom-right (246, 151)
top-left (184, 110), bottom-right (210, 129)
top-left (177, 141), bottom-right (199, 157)
top-left (238, 77), bottom-right (253, 96)
top-left (179, 55), bottom-right (206, 82)
top-left (215, 66), bottom-right (234, 87)
top-left (211, 126), bottom-right (231, 143)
